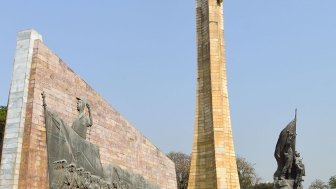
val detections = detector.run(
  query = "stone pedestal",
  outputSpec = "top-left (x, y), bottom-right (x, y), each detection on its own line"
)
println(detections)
top-left (274, 179), bottom-right (304, 189)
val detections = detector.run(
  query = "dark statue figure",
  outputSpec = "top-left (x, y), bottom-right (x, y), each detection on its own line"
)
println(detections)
top-left (217, 0), bottom-right (223, 5)
top-left (294, 152), bottom-right (305, 187)
top-left (72, 97), bottom-right (92, 139)
top-left (281, 131), bottom-right (294, 179)
top-left (274, 110), bottom-right (305, 189)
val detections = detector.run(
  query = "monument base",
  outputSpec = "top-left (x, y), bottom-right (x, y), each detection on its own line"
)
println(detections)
top-left (274, 179), bottom-right (302, 189)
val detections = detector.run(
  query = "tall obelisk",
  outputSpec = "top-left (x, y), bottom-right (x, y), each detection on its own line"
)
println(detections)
top-left (188, 0), bottom-right (240, 188)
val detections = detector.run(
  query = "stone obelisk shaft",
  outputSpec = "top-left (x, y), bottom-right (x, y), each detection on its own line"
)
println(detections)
top-left (188, 0), bottom-right (240, 188)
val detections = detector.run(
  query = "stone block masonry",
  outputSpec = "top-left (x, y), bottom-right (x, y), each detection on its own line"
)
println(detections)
top-left (188, 0), bottom-right (240, 188)
top-left (0, 30), bottom-right (42, 189)
top-left (0, 30), bottom-right (177, 189)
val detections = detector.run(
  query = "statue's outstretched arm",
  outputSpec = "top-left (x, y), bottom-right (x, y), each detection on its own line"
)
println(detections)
top-left (87, 103), bottom-right (93, 127)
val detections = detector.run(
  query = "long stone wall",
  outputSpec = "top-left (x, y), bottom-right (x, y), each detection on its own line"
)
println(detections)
top-left (0, 30), bottom-right (177, 189)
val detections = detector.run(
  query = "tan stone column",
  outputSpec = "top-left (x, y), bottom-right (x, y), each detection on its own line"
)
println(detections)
top-left (188, 0), bottom-right (240, 188)
top-left (0, 30), bottom-right (42, 189)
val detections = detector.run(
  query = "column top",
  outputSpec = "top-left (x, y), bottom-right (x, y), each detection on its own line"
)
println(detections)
top-left (17, 29), bottom-right (43, 42)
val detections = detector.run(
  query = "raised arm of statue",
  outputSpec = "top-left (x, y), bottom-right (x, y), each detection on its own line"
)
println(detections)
top-left (86, 103), bottom-right (93, 127)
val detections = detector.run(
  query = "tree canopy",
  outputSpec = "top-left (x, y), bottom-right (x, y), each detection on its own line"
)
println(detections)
top-left (252, 182), bottom-right (273, 189)
top-left (0, 106), bottom-right (7, 162)
top-left (167, 153), bottom-right (273, 189)
top-left (309, 179), bottom-right (329, 189)
top-left (329, 175), bottom-right (336, 189)
top-left (0, 106), bottom-right (6, 124)
top-left (237, 156), bottom-right (260, 189)
top-left (167, 151), bottom-right (191, 189)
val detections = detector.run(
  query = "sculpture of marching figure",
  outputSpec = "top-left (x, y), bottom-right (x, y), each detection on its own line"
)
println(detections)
top-left (273, 110), bottom-right (305, 189)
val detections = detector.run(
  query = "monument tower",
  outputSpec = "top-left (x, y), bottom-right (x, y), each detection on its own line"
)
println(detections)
top-left (188, 0), bottom-right (240, 188)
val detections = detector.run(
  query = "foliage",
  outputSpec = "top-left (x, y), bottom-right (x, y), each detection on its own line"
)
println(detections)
top-left (237, 156), bottom-right (260, 189)
top-left (329, 175), bottom-right (336, 189)
top-left (0, 106), bottom-right (7, 161)
top-left (167, 152), bottom-right (191, 189)
top-left (252, 182), bottom-right (273, 189)
top-left (309, 179), bottom-right (329, 189)
top-left (0, 106), bottom-right (7, 126)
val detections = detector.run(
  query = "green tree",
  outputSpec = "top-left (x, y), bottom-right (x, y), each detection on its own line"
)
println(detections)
top-left (0, 106), bottom-right (7, 162)
top-left (253, 182), bottom-right (273, 189)
top-left (309, 179), bottom-right (329, 189)
top-left (167, 152), bottom-right (191, 189)
top-left (329, 175), bottom-right (336, 189)
top-left (0, 106), bottom-right (6, 124)
top-left (237, 156), bottom-right (260, 189)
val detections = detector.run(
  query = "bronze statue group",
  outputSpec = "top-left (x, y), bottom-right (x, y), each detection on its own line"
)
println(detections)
top-left (273, 114), bottom-right (306, 189)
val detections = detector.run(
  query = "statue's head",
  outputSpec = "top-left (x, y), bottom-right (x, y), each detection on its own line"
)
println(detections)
top-left (66, 163), bottom-right (76, 172)
top-left (84, 171), bottom-right (91, 179)
top-left (76, 167), bottom-right (84, 175)
top-left (60, 159), bottom-right (67, 168)
top-left (76, 97), bottom-right (87, 112)
top-left (52, 160), bottom-right (61, 170)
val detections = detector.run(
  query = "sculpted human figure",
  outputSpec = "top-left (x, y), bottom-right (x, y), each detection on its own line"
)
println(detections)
top-left (50, 160), bottom-right (67, 189)
top-left (112, 168), bottom-right (121, 189)
top-left (273, 112), bottom-right (305, 189)
top-left (83, 171), bottom-right (92, 189)
top-left (294, 152), bottom-right (305, 187)
top-left (72, 97), bottom-right (93, 139)
top-left (101, 181), bottom-right (112, 189)
top-left (51, 160), bottom-right (67, 189)
top-left (281, 131), bottom-right (294, 179)
top-left (63, 164), bottom-right (78, 189)
top-left (112, 180), bottom-right (120, 189)
top-left (76, 167), bottom-right (85, 189)
top-left (91, 175), bottom-right (101, 189)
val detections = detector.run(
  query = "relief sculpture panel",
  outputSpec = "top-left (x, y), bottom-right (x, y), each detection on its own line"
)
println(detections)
top-left (42, 93), bottom-right (159, 189)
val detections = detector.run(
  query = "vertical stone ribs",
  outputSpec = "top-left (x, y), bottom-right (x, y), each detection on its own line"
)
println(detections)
top-left (188, 0), bottom-right (240, 189)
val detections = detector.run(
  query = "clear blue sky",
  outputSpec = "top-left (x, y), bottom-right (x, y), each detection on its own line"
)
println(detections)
top-left (1, 0), bottom-right (335, 187)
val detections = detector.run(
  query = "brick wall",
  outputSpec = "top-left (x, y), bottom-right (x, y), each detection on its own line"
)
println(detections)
top-left (18, 40), bottom-right (176, 189)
